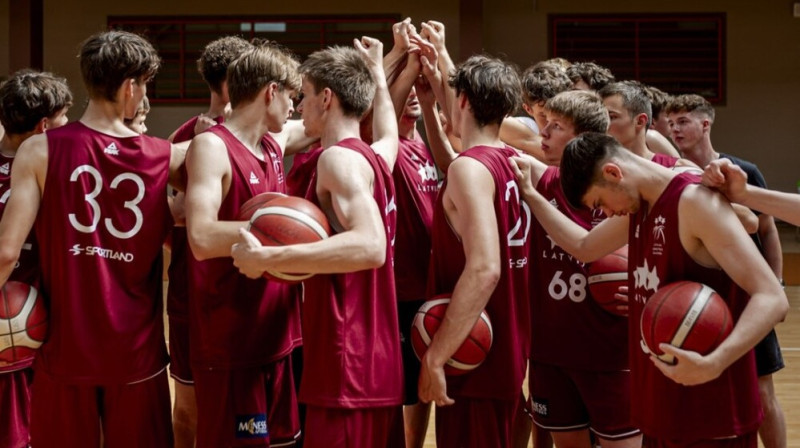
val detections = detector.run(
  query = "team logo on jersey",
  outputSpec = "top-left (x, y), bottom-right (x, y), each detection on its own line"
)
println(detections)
top-left (235, 414), bottom-right (268, 439)
top-left (652, 215), bottom-right (666, 255)
top-left (633, 259), bottom-right (659, 294)
top-left (103, 142), bottom-right (119, 156)
top-left (249, 172), bottom-right (260, 184)
top-left (417, 160), bottom-right (438, 183)
top-left (69, 244), bottom-right (134, 262)
top-left (0, 162), bottom-right (9, 175)
top-left (267, 148), bottom-right (284, 184)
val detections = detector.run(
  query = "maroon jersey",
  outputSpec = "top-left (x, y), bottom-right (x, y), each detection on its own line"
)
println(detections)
top-left (34, 121), bottom-right (171, 384)
top-left (530, 166), bottom-right (627, 370)
top-left (286, 143), bottom-right (323, 197)
top-left (188, 125), bottom-right (301, 369)
top-left (650, 153), bottom-right (678, 168)
top-left (0, 153), bottom-right (39, 373)
top-left (394, 135), bottom-right (439, 302)
top-left (167, 115), bottom-right (222, 319)
top-left (428, 145), bottom-right (530, 400)
top-left (628, 173), bottom-right (761, 441)
top-left (300, 138), bottom-right (403, 408)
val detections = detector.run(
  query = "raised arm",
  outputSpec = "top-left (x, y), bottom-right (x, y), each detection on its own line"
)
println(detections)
top-left (419, 157), bottom-right (500, 407)
top-left (654, 186), bottom-right (788, 385)
top-left (499, 117), bottom-right (546, 160)
top-left (355, 36), bottom-right (399, 170)
top-left (231, 147), bottom-right (388, 277)
top-left (0, 135), bottom-right (46, 284)
top-left (270, 119), bottom-right (318, 156)
top-left (420, 21), bottom-right (456, 124)
top-left (510, 155), bottom-right (629, 261)
top-left (416, 74), bottom-right (457, 172)
top-left (383, 18), bottom-right (413, 86)
top-left (184, 132), bottom-right (247, 260)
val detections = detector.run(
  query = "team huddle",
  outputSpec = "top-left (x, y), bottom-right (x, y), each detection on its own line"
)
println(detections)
top-left (0, 16), bottom-right (790, 448)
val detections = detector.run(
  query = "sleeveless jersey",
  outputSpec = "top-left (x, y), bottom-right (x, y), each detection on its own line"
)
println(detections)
top-left (394, 135), bottom-right (439, 302)
top-left (428, 145), bottom-right (531, 400)
top-left (628, 173), bottom-right (761, 441)
top-left (650, 153), bottom-right (678, 168)
top-left (0, 153), bottom-right (40, 373)
top-left (167, 115), bottom-right (222, 320)
top-left (286, 143), bottom-right (323, 197)
top-left (299, 138), bottom-right (403, 408)
top-left (188, 125), bottom-right (301, 369)
top-left (35, 121), bottom-right (171, 384)
top-left (530, 166), bottom-right (627, 370)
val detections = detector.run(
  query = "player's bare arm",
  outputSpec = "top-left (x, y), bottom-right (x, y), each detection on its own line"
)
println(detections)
top-left (499, 117), bottom-right (545, 161)
top-left (419, 157), bottom-right (500, 407)
top-left (417, 75), bottom-right (457, 172)
top-left (184, 132), bottom-right (247, 260)
top-left (420, 21), bottom-right (455, 123)
top-left (510, 154), bottom-right (628, 261)
top-left (653, 185), bottom-right (789, 385)
top-left (355, 36), bottom-right (399, 171)
top-left (270, 119), bottom-right (318, 157)
top-left (232, 147), bottom-right (387, 277)
top-left (646, 128), bottom-right (679, 157)
top-left (383, 18), bottom-right (413, 85)
top-left (0, 135), bottom-right (47, 284)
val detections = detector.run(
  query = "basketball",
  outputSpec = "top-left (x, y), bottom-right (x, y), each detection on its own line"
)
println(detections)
top-left (640, 281), bottom-right (733, 365)
top-left (587, 245), bottom-right (629, 316)
top-left (238, 192), bottom-right (288, 221)
top-left (0, 281), bottom-right (47, 365)
top-left (410, 296), bottom-right (493, 375)
top-left (248, 195), bottom-right (331, 283)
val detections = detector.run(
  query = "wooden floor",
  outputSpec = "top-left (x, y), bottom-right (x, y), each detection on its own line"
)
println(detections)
top-left (420, 286), bottom-right (800, 447)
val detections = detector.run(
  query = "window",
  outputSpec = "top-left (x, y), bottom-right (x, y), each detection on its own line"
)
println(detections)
top-left (550, 14), bottom-right (725, 103)
top-left (108, 15), bottom-right (400, 103)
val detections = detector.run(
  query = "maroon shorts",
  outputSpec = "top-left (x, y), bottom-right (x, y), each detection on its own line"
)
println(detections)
top-left (0, 368), bottom-right (33, 448)
top-left (194, 356), bottom-right (300, 447)
top-left (643, 431), bottom-right (757, 448)
top-left (30, 368), bottom-right (173, 447)
top-left (529, 361), bottom-right (639, 440)
top-left (303, 405), bottom-right (404, 448)
top-left (168, 314), bottom-right (193, 384)
top-left (435, 396), bottom-right (520, 448)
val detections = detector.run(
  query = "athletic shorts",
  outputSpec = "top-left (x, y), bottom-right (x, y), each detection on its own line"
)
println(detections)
top-left (168, 314), bottom-right (193, 384)
top-left (643, 431), bottom-right (756, 448)
top-left (194, 356), bottom-right (300, 447)
top-left (435, 396), bottom-right (520, 448)
top-left (0, 368), bottom-right (32, 448)
top-left (754, 329), bottom-right (784, 376)
top-left (30, 368), bottom-right (173, 448)
top-left (303, 405), bottom-right (404, 448)
top-left (529, 361), bottom-right (639, 441)
top-left (398, 299), bottom-right (425, 405)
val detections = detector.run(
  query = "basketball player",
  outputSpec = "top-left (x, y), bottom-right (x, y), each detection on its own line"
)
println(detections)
top-left (183, 43), bottom-right (304, 448)
top-left (0, 30), bottom-right (187, 447)
top-left (0, 69), bottom-right (72, 448)
top-left (515, 89), bottom-right (640, 448)
top-left (511, 132), bottom-right (787, 447)
top-left (165, 35), bottom-right (251, 448)
top-left (642, 84), bottom-right (673, 141)
top-left (231, 38), bottom-right (405, 448)
top-left (566, 62), bottom-right (615, 91)
top-left (414, 54), bottom-right (531, 448)
top-left (124, 95), bottom-right (150, 134)
top-left (666, 94), bottom-right (787, 448)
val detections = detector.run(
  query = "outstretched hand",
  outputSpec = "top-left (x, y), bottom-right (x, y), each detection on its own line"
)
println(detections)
top-left (354, 36), bottom-right (385, 70)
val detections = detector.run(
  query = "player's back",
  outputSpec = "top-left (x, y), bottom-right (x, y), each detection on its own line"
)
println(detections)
top-left (36, 121), bottom-right (172, 384)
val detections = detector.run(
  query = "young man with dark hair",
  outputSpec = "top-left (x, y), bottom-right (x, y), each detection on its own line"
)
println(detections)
top-left (0, 68), bottom-right (72, 448)
top-left (666, 93), bottom-right (787, 448)
top-left (416, 54), bottom-right (532, 448)
top-left (511, 132), bottom-right (787, 447)
top-left (231, 38), bottom-right (405, 448)
top-left (0, 30), bottom-right (187, 447)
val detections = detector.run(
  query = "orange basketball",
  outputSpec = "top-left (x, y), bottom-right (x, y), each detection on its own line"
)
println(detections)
top-left (587, 245), bottom-right (629, 316)
top-left (248, 196), bottom-right (331, 283)
top-left (640, 281), bottom-right (733, 365)
top-left (0, 282), bottom-right (47, 365)
top-left (238, 192), bottom-right (288, 221)
top-left (410, 295), bottom-right (493, 375)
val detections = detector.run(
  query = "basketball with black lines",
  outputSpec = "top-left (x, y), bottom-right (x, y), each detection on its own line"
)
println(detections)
top-left (247, 195), bottom-right (331, 283)
top-left (640, 281), bottom-right (733, 365)
top-left (587, 245), bottom-right (629, 316)
top-left (0, 281), bottom-right (47, 365)
top-left (410, 296), bottom-right (493, 375)
top-left (238, 192), bottom-right (288, 221)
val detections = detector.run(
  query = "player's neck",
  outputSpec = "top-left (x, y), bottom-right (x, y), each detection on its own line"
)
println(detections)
top-left (0, 134), bottom-right (26, 157)
top-left (398, 119), bottom-right (416, 140)
top-left (224, 112), bottom-right (270, 153)
top-left (459, 122), bottom-right (503, 151)
top-left (207, 95), bottom-right (229, 120)
top-left (637, 159), bottom-right (678, 207)
top-left (320, 116), bottom-right (361, 149)
top-left (80, 100), bottom-right (138, 138)
top-left (629, 135), bottom-right (654, 160)
top-left (682, 139), bottom-right (717, 168)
